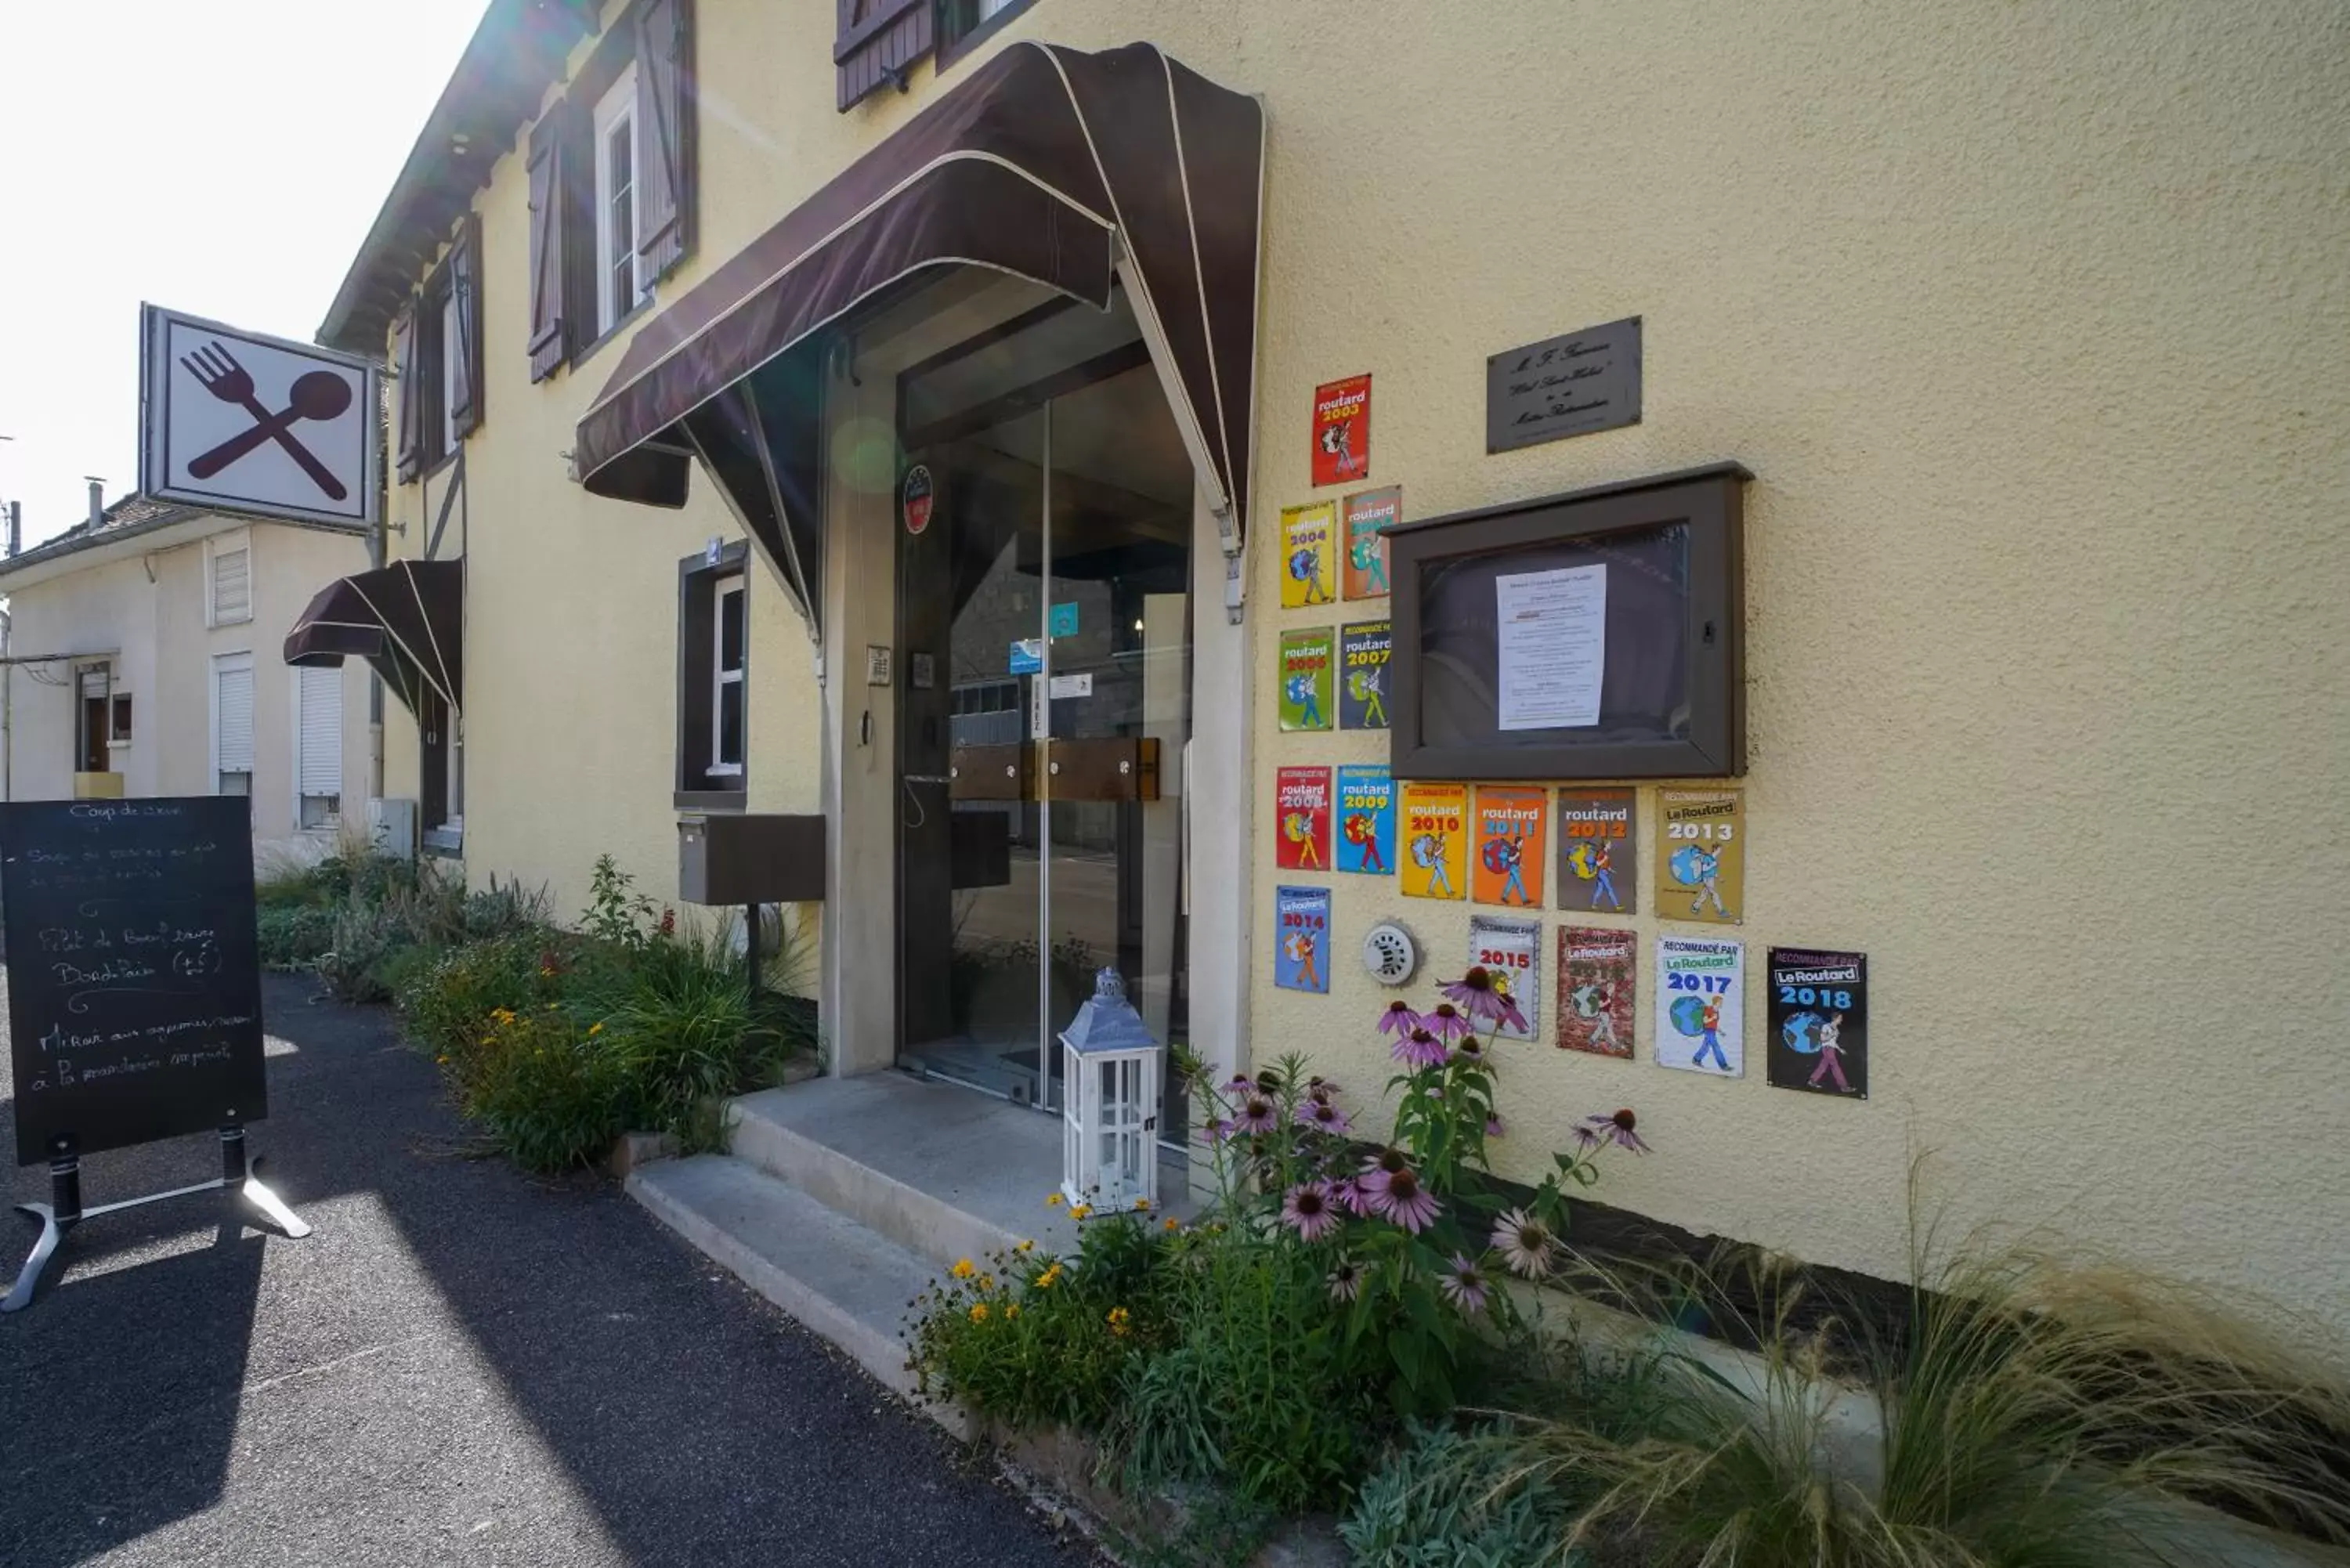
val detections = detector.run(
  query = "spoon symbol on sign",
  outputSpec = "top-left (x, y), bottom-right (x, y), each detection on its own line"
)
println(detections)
top-left (186, 370), bottom-right (353, 490)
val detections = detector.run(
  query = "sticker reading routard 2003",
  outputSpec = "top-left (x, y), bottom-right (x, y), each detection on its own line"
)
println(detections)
top-left (1273, 886), bottom-right (1331, 995)
top-left (1766, 948), bottom-right (1867, 1100)
top-left (1276, 627), bottom-right (1334, 732)
top-left (1466, 913), bottom-right (1540, 1042)
top-left (1556, 925), bottom-right (1635, 1060)
top-left (1656, 787), bottom-right (1743, 923)
top-left (1656, 935), bottom-right (1744, 1077)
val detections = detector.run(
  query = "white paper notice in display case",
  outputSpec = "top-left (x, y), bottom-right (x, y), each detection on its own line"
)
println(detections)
top-left (1495, 564), bottom-right (1606, 730)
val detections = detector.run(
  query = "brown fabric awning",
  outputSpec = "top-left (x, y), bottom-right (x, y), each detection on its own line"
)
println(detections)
top-left (284, 558), bottom-right (462, 714)
top-left (575, 41), bottom-right (1264, 586)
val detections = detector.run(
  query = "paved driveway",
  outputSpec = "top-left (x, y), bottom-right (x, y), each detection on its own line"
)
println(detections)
top-left (0, 976), bottom-right (1100, 1568)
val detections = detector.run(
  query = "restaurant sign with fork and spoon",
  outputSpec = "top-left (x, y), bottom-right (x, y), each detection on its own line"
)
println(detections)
top-left (139, 303), bottom-right (380, 526)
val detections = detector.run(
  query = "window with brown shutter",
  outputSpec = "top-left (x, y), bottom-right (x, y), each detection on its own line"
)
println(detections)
top-left (526, 106), bottom-right (573, 382)
top-left (448, 213), bottom-right (485, 438)
top-left (634, 0), bottom-right (695, 281)
top-left (836, 0), bottom-right (934, 113)
top-left (392, 302), bottom-right (424, 482)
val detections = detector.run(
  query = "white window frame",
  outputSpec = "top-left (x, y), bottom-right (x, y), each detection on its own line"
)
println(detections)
top-left (206, 529), bottom-right (254, 628)
top-left (212, 650), bottom-right (255, 799)
top-left (592, 65), bottom-right (644, 338)
top-left (710, 572), bottom-right (747, 776)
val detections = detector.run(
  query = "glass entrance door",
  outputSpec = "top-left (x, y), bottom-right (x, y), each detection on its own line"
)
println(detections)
top-left (895, 297), bottom-right (1191, 1117)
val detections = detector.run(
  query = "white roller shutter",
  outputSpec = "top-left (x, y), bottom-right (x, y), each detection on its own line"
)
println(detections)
top-left (298, 666), bottom-right (342, 797)
top-left (215, 659), bottom-right (255, 774)
top-left (211, 544), bottom-right (251, 624)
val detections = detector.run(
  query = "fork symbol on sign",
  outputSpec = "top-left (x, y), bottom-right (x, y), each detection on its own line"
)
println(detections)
top-left (180, 342), bottom-right (348, 500)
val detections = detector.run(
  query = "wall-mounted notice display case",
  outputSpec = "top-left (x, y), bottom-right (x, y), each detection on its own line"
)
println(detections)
top-left (1387, 463), bottom-right (1751, 781)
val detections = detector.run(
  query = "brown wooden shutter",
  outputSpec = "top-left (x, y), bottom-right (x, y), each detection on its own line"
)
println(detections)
top-left (835, 0), bottom-right (932, 113)
top-left (392, 301), bottom-right (424, 482)
top-left (448, 214), bottom-right (486, 437)
top-left (635, 0), bottom-right (695, 282)
top-left (526, 106), bottom-right (573, 382)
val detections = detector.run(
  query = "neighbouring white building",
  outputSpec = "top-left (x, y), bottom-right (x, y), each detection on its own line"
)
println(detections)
top-left (0, 492), bottom-right (374, 858)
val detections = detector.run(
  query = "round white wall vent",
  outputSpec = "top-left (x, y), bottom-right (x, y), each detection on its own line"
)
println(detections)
top-left (1362, 921), bottom-right (1419, 986)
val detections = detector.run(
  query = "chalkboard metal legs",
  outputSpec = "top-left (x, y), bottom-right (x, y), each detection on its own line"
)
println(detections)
top-left (2, 1134), bottom-right (310, 1315)
top-left (2, 1155), bottom-right (81, 1314)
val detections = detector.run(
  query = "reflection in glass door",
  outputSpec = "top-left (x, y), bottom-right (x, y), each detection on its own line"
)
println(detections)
top-left (895, 299), bottom-right (1191, 1125)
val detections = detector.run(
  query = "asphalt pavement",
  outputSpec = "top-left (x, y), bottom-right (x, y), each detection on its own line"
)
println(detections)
top-left (0, 975), bottom-right (1103, 1568)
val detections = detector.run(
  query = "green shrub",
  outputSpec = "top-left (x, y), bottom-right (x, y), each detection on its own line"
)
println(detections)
top-left (315, 902), bottom-right (406, 1003)
top-left (458, 1005), bottom-right (629, 1173)
top-left (394, 934), bottom-right (559, 1060)
top-left (257, 904), bottom-right (338, 970)
top-left (595, 927), bottom-right (779, 1151)
top-left (1341, 1420), bottom-right (1582, 1568)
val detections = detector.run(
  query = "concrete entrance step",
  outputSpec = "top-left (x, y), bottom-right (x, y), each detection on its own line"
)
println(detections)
top-left (627, 1154), bottom-right (944, 1420)
top-left (725, 1075), bottom-right (1082, 1274)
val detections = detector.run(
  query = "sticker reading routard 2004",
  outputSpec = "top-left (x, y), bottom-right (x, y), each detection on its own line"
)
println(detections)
top-left (1656, 935), bottom-right (1743, 1077)
top-left (1656, 787), bottom-right (1743, 923)
top-left (1766, 948), bottom-right (1867, 1099)
top-left (1280, 501), bottom-right (1338, 608)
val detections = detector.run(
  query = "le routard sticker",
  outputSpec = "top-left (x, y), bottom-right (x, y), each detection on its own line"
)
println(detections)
top-left (1339, 620), bottom-right (1391, 730)
top-left (1556, 787), bottom-right (1636, 916)
top-left (1335, 764), bottom-right (1395, 876)
top-left (1274, 766), bottom-right (1332, 872)
top-left (1471, 785), bottom-right (1547, 909)
top-left (1766, 948), bottom-right (1868, 1100)
top-left (1280, 502), bottom-right (1339, 608)
top-left (1467, 914), bottom-right (1541, 1042)
top-left (1277, 628), bottom-right (1336, 732)
top-left (1656, 788), bottom-right (1743, 923)
top-left (901, 464), bottom-right (935, 535)
top-left (1557, 925), bottom-right (1636, 1060)
top-left (1274, 885), bottom-right (1332, 994)
top-left (1342, 486), bottom-right (1398, 600)
top-left (1656, 936), bottom-right (1743, 1078)
top-left (1311, 374), bottom-right (1372, 487)
top-left (1399, 782), bottom-right (1468, 901)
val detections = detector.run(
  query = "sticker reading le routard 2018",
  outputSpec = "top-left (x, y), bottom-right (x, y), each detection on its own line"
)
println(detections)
top-left (1767, 948), bottom-right (1867, 1100)
top-left (1274, 766), bottom-right (1332, 872)
top-left (1274, 886), bottom-right (1332, 994)
top-left (1656, 936), bottom-right (1744, 1077)
top-left (1656, 787), bottom-right (1743, 923)
top-left (1338, 620), bottom-right (1391, 730)
top-left (1398, 782), bottom-right (1467, 901)
top-left (1279, 501), bottom-right (1338, 608)
top-left (1467, 913), bottom-right (1540, 1042)
top-left (1312, 374), bottom-right (1372, 487)
top-left (1556, 786), bottom-right (1636, 915)
top-left (1557, 925), bottom-right (1636, 1059)
top-left (1276, 628), bottom-right (1334, 732)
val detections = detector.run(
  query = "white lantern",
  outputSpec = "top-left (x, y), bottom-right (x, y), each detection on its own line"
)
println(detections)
top-left (1060, 966), bottom-right (1162, 1212)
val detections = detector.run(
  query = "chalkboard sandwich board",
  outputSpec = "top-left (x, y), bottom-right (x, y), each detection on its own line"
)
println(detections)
top-left (3, 797), bottom-right (268, 1165)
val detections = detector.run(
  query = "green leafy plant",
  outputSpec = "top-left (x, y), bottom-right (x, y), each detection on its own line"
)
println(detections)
top-left (256, 903), bottom-right (338, 970)
top-left (457, 1003), bottom-right (629, 1173)
top-left (1342, 1419), bottom-right (1584, 1568)
top-left (580, 853), bottom-right (663, 948)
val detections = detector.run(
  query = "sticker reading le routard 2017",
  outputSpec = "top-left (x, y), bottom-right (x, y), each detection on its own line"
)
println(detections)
top-left (1766, 948), bottom-right (1867, 1100)
top-left (1467, 913), bottom-right (1540, 1042)
top-left (1656, 787), bottom-right (1743, 923)
top-left (1398, 782), bottom-right (1467, 901)
top-left (1279, 501), bottom-right (1338, 608)
top-left (1274, 766), bottom-right (1332, 872)
top-left (1276, 628), bottom-right (1334, 732)
top-left (1556, 786), bottom-right (1636, 915)
top-left (1656, 936), bottom-right (1744, 1077)
top-left (1557, 925), bottom-right (1636, 1059)
top-left (1311, 374), bottom-right (1371, 487)
top-left (1273, 886), bottom-right (1332, 994)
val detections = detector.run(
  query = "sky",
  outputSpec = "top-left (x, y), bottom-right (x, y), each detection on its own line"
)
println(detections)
top-left (0, 1), bottom-right (490, 546)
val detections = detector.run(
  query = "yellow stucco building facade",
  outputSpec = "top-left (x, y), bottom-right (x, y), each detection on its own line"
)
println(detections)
top-left (316, 0), bottom-right (2350, 1353)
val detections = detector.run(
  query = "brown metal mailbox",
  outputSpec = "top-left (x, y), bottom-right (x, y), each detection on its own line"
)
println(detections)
top-left (1045, 736), bottom-right (1160, 802)
top-left (949, 742), bottom-right (1032, 801)
top-left (678, 813), bottom-right (826, 905)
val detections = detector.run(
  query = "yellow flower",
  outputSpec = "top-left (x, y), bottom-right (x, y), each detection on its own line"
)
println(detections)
top-left (1133, 1197), bottom-right (1152, 1212)
top-left (1106, 1306), bottom-right (1131, 1338)
top-left (979, 1275), bottom-right (996, 1292)
top-left (1162, 1218), bottom-right (1181, 1232)
top-left (1015, 1239), bottom-right (1036, 1254)
top-left (539, 966), bottom-right (557, 977)
top-left (1034, 1265), bottom-right (1062, 1289)
top-left (1068, 1204), bottom-right (1093, 1221)
top-left (1005, 1303), bottom-right (1021, 1321)
top-left (588, 1022), bottom-right (603, 1036)
top-left (436, 1055), bottom-right (449, 1065)
top-left (1046, 1193), bottom-right (1064, 1208)
top-left (950, 1258), bottom-right (976, 1280)
top-left (969, 1302), bottom-right (989, 1324)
